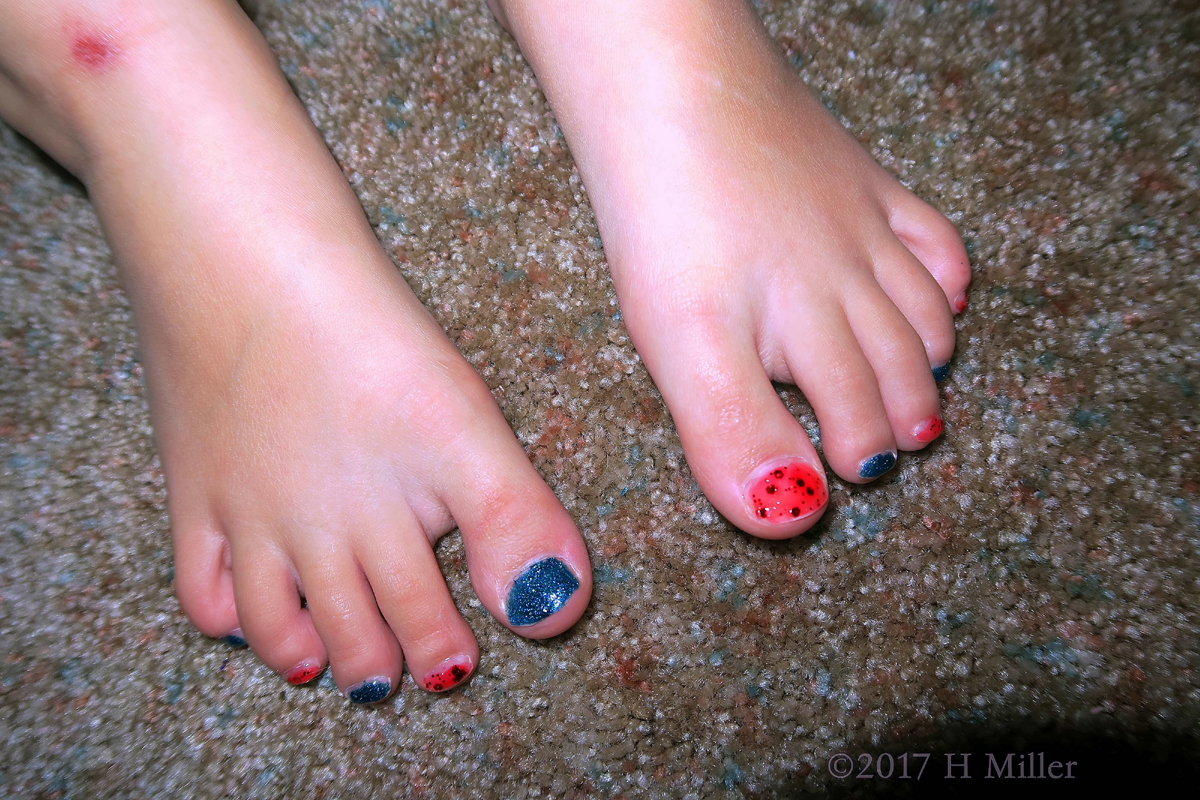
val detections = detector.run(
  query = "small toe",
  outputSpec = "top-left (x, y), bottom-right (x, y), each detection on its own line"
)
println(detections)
top-left (886, 193), bottom-right (972, 313)
top-left (171, 516), bottom-right (240, 641)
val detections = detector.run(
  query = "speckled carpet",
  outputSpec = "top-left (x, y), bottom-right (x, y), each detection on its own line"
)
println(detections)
top-left (2, 0), bottom-right (1199, 797)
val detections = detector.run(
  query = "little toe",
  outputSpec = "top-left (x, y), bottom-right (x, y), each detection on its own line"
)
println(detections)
top-left (356, 504), bottom-right (480, 694)
top-left (170, 515), bottom-right (240, 643)
top-left (886, 192), bottom-right (972, 315)
top-left (229, 539), bottom-right (327, 685)
top-left (446, 444), bottom-right (593, 638)
top-left (780, 305), bottom-right (899, 484)
top-left (846, 286), bottom-right (944, 452)
top-left (638, 320), bottom-right (829, 538)
top-left (871, 245), bottom-right (958, 378)
top-left (294, 541), bottom-right (402, 704)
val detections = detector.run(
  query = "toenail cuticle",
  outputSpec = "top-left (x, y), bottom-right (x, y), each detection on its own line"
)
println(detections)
top-left (932, 362), bottom-right (952, 383)
top-left (223, 629), bottom-right (247, 649)
top-left (285, 660), bottom-right (323, 686)
top-left (506, 557), bottom-right (580, 626)
top-left (746, 460), bottom-right (827, 523)
top-left (347, 677), bottom-right (391, 704)
top-left (913, 416), bottom-right (945, 443)
top-left (859, 452), bottom-right (897, 479)
top-left (423, 656), bottom-right (474, 693)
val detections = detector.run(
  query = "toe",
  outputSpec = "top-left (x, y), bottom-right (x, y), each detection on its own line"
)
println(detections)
top-left (445, 442), bottom-right (593, 637)
top-left (871, 244), bottom-right (958, 376)
top-left (845, 284), bottom-right (944, 452)
top-left (170, 515), bottom-right (240, 642)
top-left (637, 315), bottom-right (830, 538)
top-left (780, 303), bottom-right (899, 484)
top-left (886, 193), bottom-right (971, 315)
top-left (229, 538), bottom-right (327, 685)
top-left (356, 503), bottom-right (480, 693)
top-left (294, 537), bottom-right (402, 704)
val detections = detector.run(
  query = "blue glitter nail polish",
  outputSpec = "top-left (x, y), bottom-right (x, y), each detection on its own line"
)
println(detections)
top-left (223, 632), bottom-right (247, 649)
top-left (348, 677), bottom-right (391, 704)
top-left (859, 452), bottom-right (897, 479)
top-left (506, 557), bottom-right (579, 626)
top-left (932, 362), bottom-right (952, 383)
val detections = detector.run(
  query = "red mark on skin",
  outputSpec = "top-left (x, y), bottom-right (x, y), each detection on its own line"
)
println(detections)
top-left (953, 292), bottom-right (969, 315)
top-left (70, 32), bottom-right (120, 72)
top-left (748, 462), bottom-right (827, 522)
top-left (913, 416), bottom-right (945, 443)
top-left (285, 661), bottom-right (323, 685)
top-left (423, 658), bottom-right (473, 692)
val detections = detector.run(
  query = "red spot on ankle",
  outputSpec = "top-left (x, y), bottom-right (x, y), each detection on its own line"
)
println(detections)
top-left (747, 462), bottom-right (827, 523)
top-left (423, 658), bottom-right (473, 692)
top-left (285, 662), bottom-right (323, 685)
top-left (71, 32), bottom-right (120, 72)
top-left (914, 416), bottom-right (945, 443)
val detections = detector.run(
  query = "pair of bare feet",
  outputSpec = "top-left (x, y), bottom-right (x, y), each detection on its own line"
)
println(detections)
top-left (0, 0), bottom-right (969, 702)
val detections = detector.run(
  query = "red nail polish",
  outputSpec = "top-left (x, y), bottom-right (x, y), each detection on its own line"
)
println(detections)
top-left (285, 661), bottom-right (323, 686)
top-left (953, 292), bottom-right (968, 315)
top-left (423, 657), bottom-right (473, 693)
top-left (748, 461), bottom-right (827, 522)
top-left (913, 416), bottom-right (944, 443)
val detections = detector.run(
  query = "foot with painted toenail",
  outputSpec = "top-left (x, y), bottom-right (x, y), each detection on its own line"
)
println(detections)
top-left (491, 0), bottom-right (970, 536)
top-left (0, 0), bottom-right (592, 703)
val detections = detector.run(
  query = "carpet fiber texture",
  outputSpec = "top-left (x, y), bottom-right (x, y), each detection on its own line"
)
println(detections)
top-left (2, 0), bottom-right (1199, 796)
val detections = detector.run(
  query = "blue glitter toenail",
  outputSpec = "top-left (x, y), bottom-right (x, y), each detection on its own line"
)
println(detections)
top-left (932, 362), bottom-right (952, 383)
top-left (859, 452), bottom-right (897, 479)
top-left (223, 632), bottom-right (247, 649)
top-left (506, 557), bottom-right (579, 626)
top-left (347, 677), bottom-right (391, 705)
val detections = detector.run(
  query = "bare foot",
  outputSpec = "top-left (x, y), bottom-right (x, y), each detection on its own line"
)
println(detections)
top-left (0, 0), bottom-right (591, 701)
top-left (492, 0), bottom-right (971, 538)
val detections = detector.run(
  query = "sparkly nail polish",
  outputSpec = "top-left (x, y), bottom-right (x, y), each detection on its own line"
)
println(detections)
top-left (932, 362), bottom-right (952, 383)
top-left (859, 452), bottom-right (897, 479)
top-left (347, 677), bottom-right (391, 705)
top-left (913, 416), bottom-right (944, 443)
top-left (423, 657), bottom-right (474, 692)
top-left (223, 629), bottom-right (247, 649)
top-left (747, 461), bottom-right (827, 523)
top-left (285, 661), bottom-right (323, 686)
top-left (506, 557), bottom-right (579, 626)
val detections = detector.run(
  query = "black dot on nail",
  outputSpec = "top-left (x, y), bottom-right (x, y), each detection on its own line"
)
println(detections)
top-left (766, 485), bottom-right (777, 494)
top-left (807, 488), bottom-right (814, 495)
top-left (773, 470), bottom-right (783, 478)
top-left (797, 479), bottom-right (805, 487)
top-left (791, 507), bottom-right (800, 517)
top-left (757, 508), bottom-right (768, 518)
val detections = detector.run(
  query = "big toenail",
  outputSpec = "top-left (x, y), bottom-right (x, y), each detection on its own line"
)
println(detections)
top-left (223, 629), bottom-right (247, 649)
top-left (859, 452), bottom-right (897, 479)
top-left (932, 362), bottom-right (952, 383)
top-left (747, 461), bottom-right (827, 523)
top-left (913, 416), bottom-right (944, 443)
top-left (347, 677), bottom-right (391, 704)
top-left (423, 656), bottom-right (474, 693)
top-left (953, 291), bottom-right (969, 315)
top-left (506, 557), bottom-right (580, 626)
top-left (285, 660), bottom-right (323, 686)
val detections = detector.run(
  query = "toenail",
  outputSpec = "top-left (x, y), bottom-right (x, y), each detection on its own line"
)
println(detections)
top-left (506, 557), bottom-right (580, 627)
top-left (858, 452), bottom-right (897, 479)
top-left (953, 291), bottom-right (968, 315)
top-left (347, 677), bottom-right (391, 704)
top-left (422, 656), bottom-right (474, 693)
top-left (284, 660), bottom-right (323, 686)
top-left (913, 416), bottom-right (944, 443)
top-left (931, 362), bottom-right (952, 383)
top-left (746, 461), bottom-right (827, 523)
top-left (223, 629), bottom-right (247, 649)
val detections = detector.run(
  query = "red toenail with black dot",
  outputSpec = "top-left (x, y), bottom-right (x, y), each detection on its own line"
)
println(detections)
top-left (747, 462), bottom-right (827, 522)
top-left (423, 657), bottom-right (473, 693)
top-left (913, 416), bottom-right (944, 443)
top-left (285, 661), bottom-right (323, 685)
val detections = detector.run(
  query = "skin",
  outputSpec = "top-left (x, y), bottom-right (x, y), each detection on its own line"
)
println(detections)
top-left (0, 0), bottom-right (969, 696)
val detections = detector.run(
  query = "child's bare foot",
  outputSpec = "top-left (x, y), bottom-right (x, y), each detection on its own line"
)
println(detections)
top-left (0, 0), bottom-right (590, 700)
top-left (493, 0), bottom-right (971, 539)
